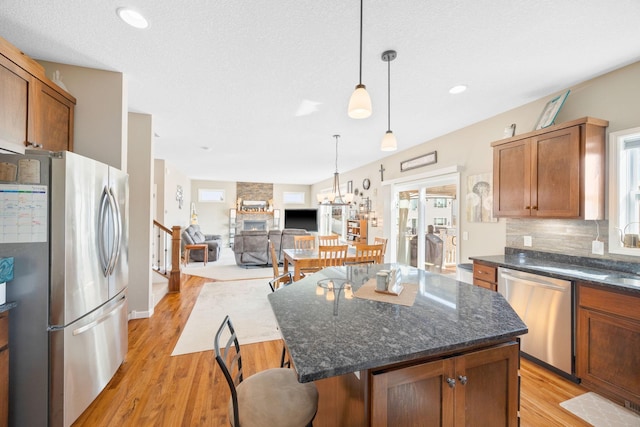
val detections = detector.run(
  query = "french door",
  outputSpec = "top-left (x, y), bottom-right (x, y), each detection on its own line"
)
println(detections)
top-left (389, 171), bottom-right (459, 272)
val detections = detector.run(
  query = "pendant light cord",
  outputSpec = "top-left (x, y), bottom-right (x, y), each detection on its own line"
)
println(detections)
top-left (334, 135), bottom-right (339, 173)
top-left (358, 0), bottom-right (363, 85)
top-left (387, 56), bottom-right (391, 132)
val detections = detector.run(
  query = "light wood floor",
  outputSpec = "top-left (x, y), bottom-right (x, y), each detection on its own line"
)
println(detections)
top-left (73, 274), bottom-right (592, 426)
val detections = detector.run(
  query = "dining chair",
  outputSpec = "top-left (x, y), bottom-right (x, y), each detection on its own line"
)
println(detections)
top-left (354, 243), bottom-right (384, 264)
top-left (294, 235), bottom-right (316, 250)
top-left (373, 237), bottom-right (388, 259)
top-left (318, 234), bottom-right (340, 246)
top-left (269, 241), bottom-right (292, 291)
top-left (317, 244), bottom-right (348, 267)
top-left (214, 315), bottom-right (318, 427)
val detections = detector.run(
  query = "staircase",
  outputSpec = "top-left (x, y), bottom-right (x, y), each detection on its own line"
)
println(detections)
top-left (152, 220), bottom-right (182, 293)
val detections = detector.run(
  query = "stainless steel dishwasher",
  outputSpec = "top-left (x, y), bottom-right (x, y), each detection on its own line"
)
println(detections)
top-left (498, 268), bottom-right (573, 376)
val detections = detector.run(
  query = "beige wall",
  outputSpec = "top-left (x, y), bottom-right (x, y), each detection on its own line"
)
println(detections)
top-left (38, 60), bottom-right (128, 171)
top-left (312, 60), bottom-right (640, 263)
top-left (127, 113), bottom-right (154, 317)
top-left (189, 181), bottom-right (314, 245)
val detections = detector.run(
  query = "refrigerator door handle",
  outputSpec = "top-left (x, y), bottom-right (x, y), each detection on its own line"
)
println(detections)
top-left (98, 186), bottom-right (111, 277)
top-left (71, 295), bottom-right (127, 336)
top-left (108, 186), bottom-right (123, 276)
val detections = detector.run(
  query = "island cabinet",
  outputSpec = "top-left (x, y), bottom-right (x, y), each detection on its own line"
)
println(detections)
top-left (576, 283), bottom-right (640, 409)
top-left (491, 117), bottom-right (607, 219)
top-left (0, 36), bottom-right (75, 153)
top-left (370, 341), bottom-right (520, 426)
top-left (473, 261), bottom-right (498, 291)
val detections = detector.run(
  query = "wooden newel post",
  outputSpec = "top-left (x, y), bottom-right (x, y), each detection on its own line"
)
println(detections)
top-left (169, 225), bottom-right (182, 292)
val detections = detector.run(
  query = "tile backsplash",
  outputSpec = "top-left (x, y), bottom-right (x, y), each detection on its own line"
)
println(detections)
top-left (506, 218), bottom-right (638, 263)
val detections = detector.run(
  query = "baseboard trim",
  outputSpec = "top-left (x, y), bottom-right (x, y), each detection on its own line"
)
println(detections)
top-left (129, 308), bottom-right (154, 320)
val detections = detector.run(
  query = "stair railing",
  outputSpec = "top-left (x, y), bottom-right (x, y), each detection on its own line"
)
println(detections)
top-left (152, 220), bottom-right (182, 292)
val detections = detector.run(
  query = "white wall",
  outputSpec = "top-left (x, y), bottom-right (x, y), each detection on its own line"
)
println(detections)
top-left (312, 60), bottom-right (640, 263)
top-left (157, 159), bottom-right (191, 228)
top-left (38, 61), bottom-right (128, 171)
top-left (127, 113), bottom-right (154, 317)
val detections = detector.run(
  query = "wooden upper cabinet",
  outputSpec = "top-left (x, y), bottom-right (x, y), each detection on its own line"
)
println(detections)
top-left (0, 36), bottom-right (75, 153)
top-left (0, 54), bottom-right (33, 151)
top-left (492, 117), bottom-right (608, 219)
top-left (32, 80), bottom-right (74, 152)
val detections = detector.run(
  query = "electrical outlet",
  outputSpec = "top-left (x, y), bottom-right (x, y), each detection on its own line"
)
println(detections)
top-left (463, 231), bottom-right (469, 241)
top-left (592, 240), bottom-right (604, 255)
top-left (524, 236), bottom-right (532, 247)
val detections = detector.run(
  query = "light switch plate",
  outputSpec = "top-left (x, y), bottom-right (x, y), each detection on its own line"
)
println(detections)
top-left (524, 236), bottom-right (532, 247)
top-left (592, 240), bottom-right (604, 255)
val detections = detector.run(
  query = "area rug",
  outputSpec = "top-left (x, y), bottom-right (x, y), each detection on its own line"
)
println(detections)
top-left (560, 392), bottom-right (640, 426)
top-left (171, 278), bottom-right (281, 356)
top-left (182, 247), bottom-right (272, 281)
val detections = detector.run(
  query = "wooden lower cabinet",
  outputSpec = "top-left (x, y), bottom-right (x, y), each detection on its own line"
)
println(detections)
top-left (473, 261), bottom-right (498, 291)
top-left (0, 311), bottom-right (9, 427)
top-left (370, 341), bottom-right (520, 426)
top-left (576, 283), bottom-right (640, 408)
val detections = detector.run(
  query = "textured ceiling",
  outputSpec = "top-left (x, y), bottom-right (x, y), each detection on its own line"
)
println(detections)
top-left (1, 1), bottom-right (639, 184)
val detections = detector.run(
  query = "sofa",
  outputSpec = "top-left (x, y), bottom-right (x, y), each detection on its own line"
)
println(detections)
top-left (182, 224), bottom-right (223, 262)
top-left (233, 228), bottom-right (311, 267)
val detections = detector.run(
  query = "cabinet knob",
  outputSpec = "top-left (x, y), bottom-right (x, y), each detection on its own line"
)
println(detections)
top-left (458, 375), bottom-right (468, 385)
top-left (446, 377), bottom-right (456, 388)
top-left (524, 206), bottom-right (530, 209)
top-left (532, 206), bottom-right (538, 210)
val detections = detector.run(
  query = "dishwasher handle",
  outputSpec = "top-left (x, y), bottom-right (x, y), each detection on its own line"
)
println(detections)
top-left (499, 269), bottom-right (570, 292)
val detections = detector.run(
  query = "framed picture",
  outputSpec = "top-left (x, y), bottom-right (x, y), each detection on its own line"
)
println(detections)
top-left (347, 180), bottom-right (353, 193)
top-left (400, 151), bottom-right (437, 172)
top-left (534, 90), bottom-right (570, 130)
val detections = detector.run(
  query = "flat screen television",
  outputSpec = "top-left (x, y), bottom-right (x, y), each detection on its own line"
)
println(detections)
top-left (284, 209), bottom-right (318, 232)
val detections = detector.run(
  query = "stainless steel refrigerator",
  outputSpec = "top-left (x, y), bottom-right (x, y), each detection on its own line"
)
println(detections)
top-left (0, 150), bottom-right (129, 427)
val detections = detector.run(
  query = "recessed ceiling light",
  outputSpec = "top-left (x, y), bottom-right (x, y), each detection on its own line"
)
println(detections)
top-left (116, 7), bottom-right (149, 29)
top-left (449, 84), bottom-right (467, 94)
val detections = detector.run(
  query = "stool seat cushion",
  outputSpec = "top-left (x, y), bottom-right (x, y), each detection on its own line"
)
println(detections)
top-left (229, 368), bottom-right (318, 427)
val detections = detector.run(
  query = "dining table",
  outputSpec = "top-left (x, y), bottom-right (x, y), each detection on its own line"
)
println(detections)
top-left (282, 247), bottom-right (358, 281)
top-left (267, 263), bottom-right (527, 426)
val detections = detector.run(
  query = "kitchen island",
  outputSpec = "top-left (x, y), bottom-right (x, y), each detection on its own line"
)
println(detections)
top-left (268, 264), bottom-right (527, 426)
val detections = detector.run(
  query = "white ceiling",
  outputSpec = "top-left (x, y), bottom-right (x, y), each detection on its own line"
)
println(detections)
top-left (1, 1), bottom-right (639, 185)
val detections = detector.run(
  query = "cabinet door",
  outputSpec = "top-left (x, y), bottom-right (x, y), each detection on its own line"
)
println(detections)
top-left (370, 358), bottom-right (455, 427)
top-left (577, 284), bottom-right (640, 406)
top-left (0, 54), bottom-right (32, 150)
top-left (493, 138), bottom-right (532, 217)
top-left (32, 80), bottom-right (74, 151)
top-left (455, 342), bottom-right (520, 426)
top-left (531, 126), bottom-right (580, 217)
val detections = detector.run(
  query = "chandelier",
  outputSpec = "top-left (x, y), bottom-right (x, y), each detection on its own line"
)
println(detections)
top-left (317, 135), bottom-right (354, 205)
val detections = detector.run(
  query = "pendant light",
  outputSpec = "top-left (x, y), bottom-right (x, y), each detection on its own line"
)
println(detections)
top-left (380, 50), bottom-right (397, 151)
top-left (348, 0), bottom-right (372, 119)
top-left (317, 135), bottom-right (354, 205)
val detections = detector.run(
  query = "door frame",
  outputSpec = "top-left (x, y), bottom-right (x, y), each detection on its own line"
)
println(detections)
top-left (382, 166), bottom-right (461, 266)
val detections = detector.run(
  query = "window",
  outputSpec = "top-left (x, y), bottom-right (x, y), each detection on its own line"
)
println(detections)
top-left (283, 191), bottom-right (305, 204)
top-left (198, 189), bottom-right (225, 203)
top-left (608, 127), bottom-right (640, 255)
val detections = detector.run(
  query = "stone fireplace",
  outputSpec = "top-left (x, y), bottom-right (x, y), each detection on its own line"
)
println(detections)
top-left (243, 220), bottom-right (268, 231)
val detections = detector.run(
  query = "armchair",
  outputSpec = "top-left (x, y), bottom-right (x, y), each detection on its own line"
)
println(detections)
top-left (182, 224), bottom-right (222, 262)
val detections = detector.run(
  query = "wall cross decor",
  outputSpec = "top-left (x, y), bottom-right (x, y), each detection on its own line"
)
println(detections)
top-left (379, 164), bottom-right (385, 181)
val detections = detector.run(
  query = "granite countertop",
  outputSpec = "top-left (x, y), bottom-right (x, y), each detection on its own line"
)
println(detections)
top-left (268, 264), bottom-right (527, 383)
top-left (0, 301), bottom-right (17, 313)
top-left (471, 248), bottom-right (640, 295)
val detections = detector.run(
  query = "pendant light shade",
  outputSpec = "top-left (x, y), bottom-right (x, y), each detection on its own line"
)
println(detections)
top-left (381, 130), bottom-right (397, 151)
top-left (348, 0), bottom-right (372, 119)
top-left (348, 84), bottom-right (372, 119)
top-left (380, 49), bottom-right (397, 151)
